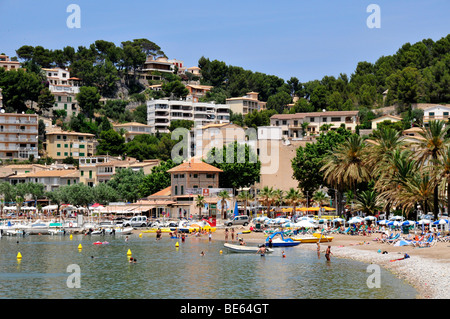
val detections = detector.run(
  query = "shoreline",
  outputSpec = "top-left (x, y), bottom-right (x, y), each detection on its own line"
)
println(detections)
top-left (149, 226), bottom-right (450, 299)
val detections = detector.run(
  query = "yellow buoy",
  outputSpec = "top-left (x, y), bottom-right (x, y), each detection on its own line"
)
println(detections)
top-left (219, 250), bottom-right (223, 254)
top-left (17, 252), bottom-right (22, 259)
top-left (78, 244), bottom-right (82, 250)
top-left (175, 242), bottom-right (179, 247)
top-left (70, 234), bottom-right (73, 240)
top-left (139, 233), bottom-right (142, 238)
top-left (127, 249), bottom-right (132, 256)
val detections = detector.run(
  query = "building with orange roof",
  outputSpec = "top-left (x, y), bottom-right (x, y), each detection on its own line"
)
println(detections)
top-left (112, 122), bottom-right (152, 142)
top-left (0, 54), bottom-right (21, 71)
top-left (226, 92), bottom-right (267, 116)
top-left (44, 130), bottom-right (96, 161)
top-left (9, 168), bottom-right (79, 191)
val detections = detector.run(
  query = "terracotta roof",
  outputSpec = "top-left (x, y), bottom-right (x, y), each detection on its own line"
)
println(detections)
top-left (113, 122), bottom-right (151, 127)
top-left (167, 159), bottom-right (222, 173)
top-left (373, 115), bottom-right (403, 121)
top-left (46, 131), bottom-right (95, 137)
top-left (11, 169), bottom-right (78, 178)
top-left (148, 186), bottom-right (172, 197)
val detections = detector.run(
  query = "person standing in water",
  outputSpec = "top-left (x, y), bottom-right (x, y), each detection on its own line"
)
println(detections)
top-left (316, 242), bottom-right (320, 259)
top-left (325, 245), bottom-right (332, 261)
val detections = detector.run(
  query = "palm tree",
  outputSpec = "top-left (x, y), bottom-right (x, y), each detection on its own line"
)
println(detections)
top-left (258, 186), bottom-right (274, 218)
top-left (414, 120), bottom-right (450, 219)
top-left (237, 190), bottom-right (253, 217)
top-left (218, 190), bottom-right (230, 220)
top-left (272, 189), bottom-right (284, 215)
top-left (353, 190), bottom-right (382, 216)
top-left (195, 195), bottom-right (206, 218)
top-left (365, 126), bottom-right (406, 174)
top-left (437, 146), bottom-right (450, 215)
top-left (312, 190), bottom-right (329, 217)
top-left (321, 134), bottom-right (371, 192)
top-left (284, 188), bottom-right (303, 217)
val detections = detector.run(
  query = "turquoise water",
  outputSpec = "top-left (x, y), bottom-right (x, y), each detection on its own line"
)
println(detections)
top-left (0, 234), bottom-right (418, 299)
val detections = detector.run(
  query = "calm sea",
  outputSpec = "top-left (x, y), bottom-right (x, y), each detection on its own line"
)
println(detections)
top-left (0, 233), bottom-right (417, 299)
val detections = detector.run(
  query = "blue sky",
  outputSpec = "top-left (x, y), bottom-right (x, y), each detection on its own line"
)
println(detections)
top-left (0, 0), bottom-right (449, 82)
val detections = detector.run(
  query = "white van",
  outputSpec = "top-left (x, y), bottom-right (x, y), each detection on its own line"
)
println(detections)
top-left (224, 215), bottom-right (249, 227)
top-left (123, 216), bottom-right (148, 227)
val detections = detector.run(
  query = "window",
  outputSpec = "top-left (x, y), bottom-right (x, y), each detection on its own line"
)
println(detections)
top-left (79, 152), bottom-right (85, 156)
top-left (174, 174), bottom-right (178, 178)
top-left (79, 144), bottom-right (85, 149)
top-left (58, 96), bottom-right (62, 102)
top-left (309, 117), bottom-right (315, 122)
top-left (81, 171), bottom-right (84, 176)
top-left (64, 152), bottom-right (68, 156)
top-left (193, 174), bottom-right (198, 178)
top-left (193, 185), bottom-right (198, 189)
top-left (64, 144), bottom-right (68, 148)
top-left (322, 117), bottom-right (327, 122)
top-left (282, 120), bottom-right (287, 125)
top-left (89, 171), bottom-right (92, 179)
top-left (206, 174), bottom-right (214, 178)
top-left (64, 104), bottom-right (67, 110)
top-left (331, 117), bottom-right (341, 122)
top-left (56, 152), bottom-right (61, 156)
top-left (57, 144), bottom-right (61, 148)
top-left (180, 185), bottom-right (184, 195)
top-left (174, 186), bottom-right (178, 195)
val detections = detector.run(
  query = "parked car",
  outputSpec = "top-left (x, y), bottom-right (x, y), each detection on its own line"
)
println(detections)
top-left (123, 215), bottom-right (148, 227)
top-left (224, 215), bottom-right (249, 227)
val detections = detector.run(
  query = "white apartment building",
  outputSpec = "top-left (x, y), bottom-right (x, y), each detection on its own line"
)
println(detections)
top-left (0, 113), bottom-right (39, 160)
top-left (270, 110), bottom-right (360, 139)
top-left (147, 98), bottom-right (230, 133)
top-left (42, 67), bottom-right (81, 117)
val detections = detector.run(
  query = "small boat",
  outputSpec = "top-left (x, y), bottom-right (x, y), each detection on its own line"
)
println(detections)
top-left (223, 243), bottom-right (273, 254)
top-left (266, 232), bottom-right (301, 247)
top-left (291, 232), bottom-right (334, 243)
top-left (93, 241), bottom-right (109, 245)
top-left (108, 226), bottom-right (133, 235)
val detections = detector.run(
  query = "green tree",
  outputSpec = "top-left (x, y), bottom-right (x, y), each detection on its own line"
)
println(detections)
top-left (76, 86), bottom-right (101, 119)
top-left (96, 129), bottom-right (125, 156)
top-left (107, 167), bottom-right (145, 203)
top-left (37, 87), bottom-right (55, 115)
top-left (205, 141), bottom-right (261, 190)
top-left (218, 190), bottom-right (231, 219)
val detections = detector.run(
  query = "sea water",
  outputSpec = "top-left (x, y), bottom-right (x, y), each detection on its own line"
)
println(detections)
top-left (0, 234), bottom-right (417, 299)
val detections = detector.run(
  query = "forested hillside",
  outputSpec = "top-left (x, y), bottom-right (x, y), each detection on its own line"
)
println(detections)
top-left (199, 34), bottom-right (450, 115)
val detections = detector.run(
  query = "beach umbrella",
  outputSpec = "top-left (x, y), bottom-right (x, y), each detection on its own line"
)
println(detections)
top-left (332, 218), bottom-right (345, 223)
top-left (417, 219), bottom-right (431, 225)
top-left (348, 217), bottom-right (363, 224)
top-left (295, 220), bottom-right (316, 228)
top-left (387, 221), bottom-right (402, 227)
top-left (389, 216), bottom-right (404, 221)
top-left (433, 219), bottom-right (449, 225)
top-left (282, 222), bottom-right (296, 228)
top-left (364, 216), bottom-right (377, 221)
top-left (377, 219), bottom-right (389, 225)
top-left (402, 220), bottom-right (416, 226)
top-left (274, 217), bottom-right (290, 224)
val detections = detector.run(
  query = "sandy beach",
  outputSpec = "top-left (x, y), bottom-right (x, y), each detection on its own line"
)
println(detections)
top-left (155, 225), bottom-right (450, 299)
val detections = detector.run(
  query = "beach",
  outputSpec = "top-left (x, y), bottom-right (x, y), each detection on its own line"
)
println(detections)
top-left (171, 226), bottom-right (450, 299)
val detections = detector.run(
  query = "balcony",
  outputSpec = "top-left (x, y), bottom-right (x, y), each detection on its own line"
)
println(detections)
top-left (424, 115), bottom-right (449, 122)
